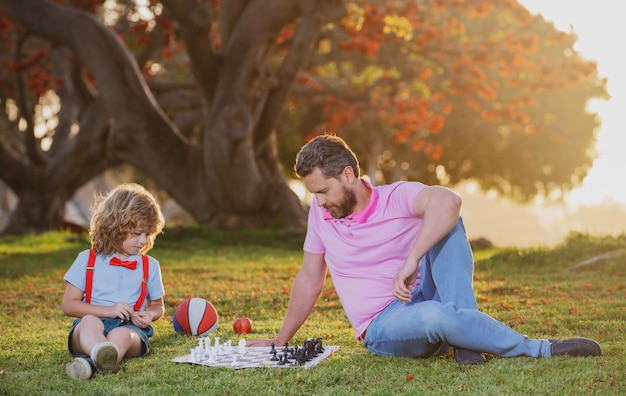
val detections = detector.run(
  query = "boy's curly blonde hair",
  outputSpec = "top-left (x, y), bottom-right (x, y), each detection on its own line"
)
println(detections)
top-left (89, 183), bottom-right (165, 255)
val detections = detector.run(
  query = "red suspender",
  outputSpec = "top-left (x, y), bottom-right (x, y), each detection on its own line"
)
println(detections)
top-left (84, 250), bottom-right (150, 311)
top-left (85, 249), bottom-right (96, 304)
top-left (134, 255), bottom-right (149, 311)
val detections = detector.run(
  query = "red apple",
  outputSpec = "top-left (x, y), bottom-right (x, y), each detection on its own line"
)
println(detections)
top-left (233, 317), bottom-right (252, 334)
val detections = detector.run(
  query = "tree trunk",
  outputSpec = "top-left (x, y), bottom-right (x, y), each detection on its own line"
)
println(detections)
top-left (0, 0), bottom-right (344, 233)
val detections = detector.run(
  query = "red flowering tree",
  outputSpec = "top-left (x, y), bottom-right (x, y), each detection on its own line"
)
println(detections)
top-left (279, 0), bottom-right (607, 200)
top-left (0, 0), bottom-right (607, 234)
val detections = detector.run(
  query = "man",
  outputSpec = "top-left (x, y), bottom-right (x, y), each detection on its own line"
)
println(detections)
top-left (248, 134), bottom-right (600, 364)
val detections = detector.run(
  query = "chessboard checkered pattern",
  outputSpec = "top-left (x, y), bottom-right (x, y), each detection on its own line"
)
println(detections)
top-left (172, 345), bottom-right (339, 369)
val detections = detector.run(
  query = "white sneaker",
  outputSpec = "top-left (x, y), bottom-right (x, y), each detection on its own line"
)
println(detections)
top-left (91, 341), bottom-right (119, 374)
top-left (66, 357), bottom-right (94, 380)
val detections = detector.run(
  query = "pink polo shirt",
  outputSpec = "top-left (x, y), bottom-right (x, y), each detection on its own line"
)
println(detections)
top-left (303, 179), bottom-right (427, 338)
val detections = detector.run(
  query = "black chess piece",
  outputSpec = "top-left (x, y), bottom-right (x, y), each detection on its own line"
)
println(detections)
top-left (291, 346), bottom-right (298, 360)
top-left (277, 354), bottom-right (287, 365)
top-left (295, 349), bottom-right (306, 366)
top-left (270, 349), bottom-right (278, 361)
top-left (304, 340), bottom-right (314, 361)
top-left (270, 343), bottom-right (276, 354)
top-left (315, 338), bottom-right (324, 353)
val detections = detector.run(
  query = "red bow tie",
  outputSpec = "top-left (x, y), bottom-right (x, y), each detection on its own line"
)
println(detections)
top-left (110, 256), bottom-right (138, 270)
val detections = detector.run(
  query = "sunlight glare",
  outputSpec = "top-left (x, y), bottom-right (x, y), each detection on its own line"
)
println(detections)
top-left (519, 0), bottom-right (626, 207)
top-left (289, 180), bottom-right (311, 205)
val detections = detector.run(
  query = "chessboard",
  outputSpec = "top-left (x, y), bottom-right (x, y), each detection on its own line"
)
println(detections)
top-left (172, 336), bottom-right (338, 369)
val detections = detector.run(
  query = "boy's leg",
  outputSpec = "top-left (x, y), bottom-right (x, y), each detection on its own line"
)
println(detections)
top-left (69, 315), bottom-right (107, 356)
top-left (67, 315), bottom-right (115, 378)
top-left (69, 316), bottom-right (119, 374)
top-left (106, 326), bottom-right (145, 360)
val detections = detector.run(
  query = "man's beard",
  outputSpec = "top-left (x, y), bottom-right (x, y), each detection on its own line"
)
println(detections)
top-left (327, 186), bottom-right (357, 219)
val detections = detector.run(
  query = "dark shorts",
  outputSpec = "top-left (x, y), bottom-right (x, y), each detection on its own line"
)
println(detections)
top-left (67, 317), bottom-right (155, 358)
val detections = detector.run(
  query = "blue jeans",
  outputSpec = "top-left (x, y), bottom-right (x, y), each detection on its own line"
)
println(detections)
top-left (362, 218), bottom-right (551, 358)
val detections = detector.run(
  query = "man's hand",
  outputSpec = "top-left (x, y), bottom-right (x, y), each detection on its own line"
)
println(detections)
top-left (246, 338), bottom-right (280, 348)
top-left (393, 260), bottom-right (419, 303)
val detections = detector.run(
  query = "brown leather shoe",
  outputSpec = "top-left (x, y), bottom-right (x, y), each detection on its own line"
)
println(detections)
top-left (549, 338), bottom-right (601, 357)
top-left (454, 348), bottom-right (486, 365)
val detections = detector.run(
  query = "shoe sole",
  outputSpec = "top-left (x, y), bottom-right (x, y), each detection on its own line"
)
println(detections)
top-left (550, 338), bottom-right (601, 357)
top-left (66, 358), bottom-right (92, 380)
top-left (93, 342), bottom-right (119, 374)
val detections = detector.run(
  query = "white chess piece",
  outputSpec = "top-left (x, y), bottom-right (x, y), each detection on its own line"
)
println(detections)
top-left (238, 338), bottom-right (247, 354)
top-left (230, 354), bottom-right (239, 367)
top-left (226, 339), bottom-right (234, 353)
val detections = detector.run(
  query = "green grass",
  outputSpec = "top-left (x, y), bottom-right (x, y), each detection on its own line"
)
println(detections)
top-left (0, 227), bottom-right (624, 395)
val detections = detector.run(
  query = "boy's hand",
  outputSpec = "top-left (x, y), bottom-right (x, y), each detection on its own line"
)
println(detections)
top-left (131, 311), bottom-right (153, 328)
top-left (109, 302), bottom-right (134, 321)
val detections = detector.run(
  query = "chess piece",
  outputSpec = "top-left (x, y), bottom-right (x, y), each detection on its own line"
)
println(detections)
top-left (315, 338), bottom-right (324, 353)
top-left (290, 346), bottom-right (297, 359)
top-left (226, 339), bottom-right (234, 354)
top-left (238, 338), bottom-right (247, 354)
top-left (296, 349), bottom-right (306, 366)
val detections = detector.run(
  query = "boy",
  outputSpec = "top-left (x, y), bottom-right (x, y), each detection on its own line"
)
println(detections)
top-left (62, 183), bottom-right (166, 379)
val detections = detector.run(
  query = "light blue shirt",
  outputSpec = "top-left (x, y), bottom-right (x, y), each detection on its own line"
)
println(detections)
top-left (64, 249), bottom-right (165, 310)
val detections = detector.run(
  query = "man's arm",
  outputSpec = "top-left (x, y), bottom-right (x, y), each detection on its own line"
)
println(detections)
top-left (393, 186), bottom-right (462, 303)
top-left (247, 251), bottom-right (327, 347)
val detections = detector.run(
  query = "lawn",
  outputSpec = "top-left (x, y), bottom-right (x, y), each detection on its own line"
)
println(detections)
top-left (0, 227), bottom-right (624, 395)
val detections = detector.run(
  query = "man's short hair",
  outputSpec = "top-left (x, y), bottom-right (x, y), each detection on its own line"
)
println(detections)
top-left (294, 134), bottom-right (360, 179)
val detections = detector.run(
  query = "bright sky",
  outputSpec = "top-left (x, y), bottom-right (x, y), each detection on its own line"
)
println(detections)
top-left (519, 0), bottom-right (626, 207)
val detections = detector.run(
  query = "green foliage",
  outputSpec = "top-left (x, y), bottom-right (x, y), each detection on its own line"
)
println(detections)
top-left (0, 228), bottom-right (624, 395)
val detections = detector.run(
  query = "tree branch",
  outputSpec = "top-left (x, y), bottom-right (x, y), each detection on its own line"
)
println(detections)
top-left (161, 0), bottom-right (219, 103)
top-left (254, 0), bottom-right (346, 145)
top-left (0, 0), bottom-right (216, 220)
